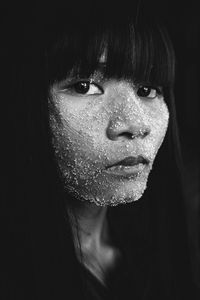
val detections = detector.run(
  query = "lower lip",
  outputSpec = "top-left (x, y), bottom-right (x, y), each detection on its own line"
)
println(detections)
top-left (104, 163), bottom-right (146, 178)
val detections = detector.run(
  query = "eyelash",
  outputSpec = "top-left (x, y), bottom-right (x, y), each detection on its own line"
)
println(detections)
top-left (136, 85), bottom-right (163, 99)
top-left (60, 80), bottom-right (162, 99)
top-left (61, 80), bottom-right (103, 96)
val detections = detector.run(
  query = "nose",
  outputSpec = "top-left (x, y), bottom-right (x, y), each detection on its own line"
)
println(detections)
top-left (105, 82), bottom-right (151, 141)
top-left (106, 117), bottom-right (150, 141)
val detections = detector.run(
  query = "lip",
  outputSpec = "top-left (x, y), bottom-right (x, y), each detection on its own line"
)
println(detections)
top-left (104, 155), bottom-right (149, 178)
top-left (105, 155), bottom-right (149, 169)
top-left (104, 163), bottom-right (146, 178)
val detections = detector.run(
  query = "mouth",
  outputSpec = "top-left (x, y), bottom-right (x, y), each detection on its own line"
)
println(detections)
top-left (104, 155), bottom-right (150, 178)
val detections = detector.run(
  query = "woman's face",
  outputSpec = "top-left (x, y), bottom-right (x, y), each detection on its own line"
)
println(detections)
top-left (49, 66), bottom-right (169, 206)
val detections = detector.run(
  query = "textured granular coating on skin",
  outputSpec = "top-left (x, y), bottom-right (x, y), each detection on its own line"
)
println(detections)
top-left (48, 77), bottom-right (169, 206)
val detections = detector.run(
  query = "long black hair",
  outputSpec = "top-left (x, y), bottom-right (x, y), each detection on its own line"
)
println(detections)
top-left (6, 2), bottom-right (198, 299)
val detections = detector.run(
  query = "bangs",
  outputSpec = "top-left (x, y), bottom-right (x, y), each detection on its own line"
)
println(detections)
top-left (46, 17), bottom-right (175, 88)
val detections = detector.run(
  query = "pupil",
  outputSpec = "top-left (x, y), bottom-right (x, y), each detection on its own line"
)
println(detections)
top-left (75, 82), bottom-right (89, 94)
top-left (138, 86), bottom-right (150, 97)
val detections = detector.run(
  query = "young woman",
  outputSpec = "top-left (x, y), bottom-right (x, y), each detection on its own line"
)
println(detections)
top-left (6, 2), bottom-right (199, 299)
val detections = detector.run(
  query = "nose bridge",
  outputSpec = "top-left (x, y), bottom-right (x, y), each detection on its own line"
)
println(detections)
top-left (109, 83), bottom-right (144, 122)
top-left (106, 83), bottom-right (151, 140)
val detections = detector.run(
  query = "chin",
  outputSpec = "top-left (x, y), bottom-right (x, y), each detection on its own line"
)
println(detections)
top-left (80, 179), bottom-right (148, 207)
top-left (63, 168), bottom-right (150, 207)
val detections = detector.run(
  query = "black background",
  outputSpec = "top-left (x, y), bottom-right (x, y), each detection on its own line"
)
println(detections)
top-left (3, 1), bottom-right (199, 164)
top-left (1, 0), bottom-right (200, 296)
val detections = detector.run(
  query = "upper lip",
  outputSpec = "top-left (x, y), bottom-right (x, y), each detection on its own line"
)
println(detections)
top-left (105, 155), bottom-right (149, 169)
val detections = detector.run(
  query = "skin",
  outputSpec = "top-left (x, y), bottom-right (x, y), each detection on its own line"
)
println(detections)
top-left (69, 202), bottom-right (120, 285)
top-left (49, 71), bottom-right (169, 206)
top-left (48, 66), bottom-right (169, 283)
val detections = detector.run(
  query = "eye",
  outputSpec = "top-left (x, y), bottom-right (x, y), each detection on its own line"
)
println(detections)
top-left (137, 85), bottom-right (161, 99)
top-left (63, 80), bottom-right (103, 95)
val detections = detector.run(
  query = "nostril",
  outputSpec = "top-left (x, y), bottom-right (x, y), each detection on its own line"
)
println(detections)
top-left (142, 129), bottom-right (150, 138)
top-left (119, 132), bottom-right (133, 139)
top-left (107, 127), bottom-right (150, 141)
top-left (115, 129), bottom-right (150, 140)
top-left (129, 128), bottom-right (150, 139)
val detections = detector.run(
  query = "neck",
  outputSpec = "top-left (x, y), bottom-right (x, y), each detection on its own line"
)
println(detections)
top-left (68, 201), bottom-right (121, 285)
top-left (69, 201), bottom-right (109, 250)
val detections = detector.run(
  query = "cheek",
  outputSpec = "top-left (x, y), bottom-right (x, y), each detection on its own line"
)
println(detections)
top-left (49, 108), bottom-right (105, 184)
top-left (150, 102), bottom-right (169, 154)
top-left (49, 91), bottom-right (111, 168)
top-left (58, 95), bottom-right (107, 143)
top-left (139, 100), bottom-right (169, 162)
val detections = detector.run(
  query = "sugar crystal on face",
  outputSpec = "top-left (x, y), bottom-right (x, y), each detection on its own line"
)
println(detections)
top-left (48, 78), bottom-right (169, 207)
